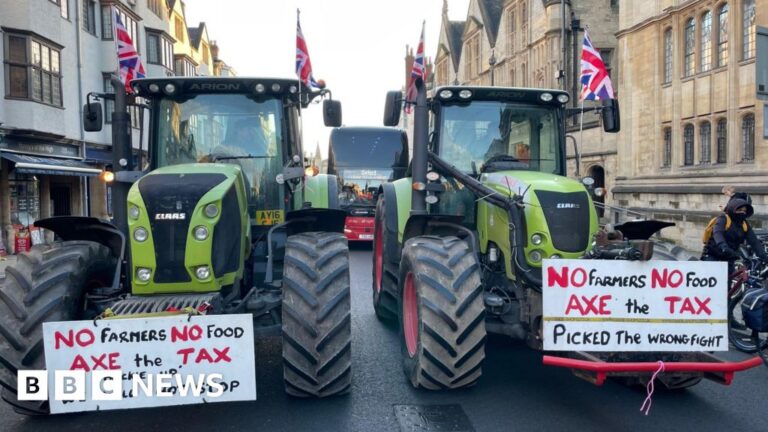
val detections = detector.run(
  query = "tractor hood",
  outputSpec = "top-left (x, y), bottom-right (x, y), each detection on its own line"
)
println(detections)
top-left (482, 170), bottom-right (598, 257)
top-left (127, 163), bottom-right (250, 294)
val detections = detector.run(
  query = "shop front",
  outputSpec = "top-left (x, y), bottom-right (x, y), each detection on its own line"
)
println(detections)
top-left (0, 135), bottom-right (101, 254)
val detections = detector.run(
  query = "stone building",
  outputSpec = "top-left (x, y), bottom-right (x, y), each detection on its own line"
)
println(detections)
top-left (432, 0), bottom-right (621, 212)
top-left (0, 0), bottom-right (233, 253)
top-left (613, 0), bottom-right (767, 250)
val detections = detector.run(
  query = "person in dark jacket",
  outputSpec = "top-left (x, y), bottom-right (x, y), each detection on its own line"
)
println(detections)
top-left (702, 198), bottom-right (768, 274)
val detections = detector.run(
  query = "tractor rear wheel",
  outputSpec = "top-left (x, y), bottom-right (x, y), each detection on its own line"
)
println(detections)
top-left (282, 232), bottom-right (351, 397)
top-left (398, 236), bottom-right (486, 389)
top-left (372, 195), bottom-right (398, 321)
top-left (0, 241), bottom-right (116, 415)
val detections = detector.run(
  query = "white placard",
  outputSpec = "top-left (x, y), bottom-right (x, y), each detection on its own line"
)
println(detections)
top-left (42, 314), bottom-right (256, 413)
top-left (542, 259), bottom-right (728, 352)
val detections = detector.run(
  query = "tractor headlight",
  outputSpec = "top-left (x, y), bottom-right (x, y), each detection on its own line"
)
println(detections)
top-left (540, 92), bottom-right (553, 102)
top-left (557, 94), bottom-right (570, 104)
top-left (163, 83), bottom-right (176, 95)
top-left (458, 89), bottom-right (472, 99)
top-left (439, 89), bottom-right (453, 99)
top-left (529, 250), bottom-right (543, 263)
top-left (134, 227), bottom-right (148, 242)
top-left (193, 226), bottom-right (209, 241)
top-left (136, 268), bottom-right (151, 282)
top-left (550, 254), bottom-right (562, 259)
top-left (195, 266), bottom-right (211, 280)
top-left (129, 205), bottom-right (140, 220)
top-left (204, 203), bottom-right (219, 218)
top-left (531, 234), bottom-right (544, 245)
top-left (148, 83), bottom-right (160, 93)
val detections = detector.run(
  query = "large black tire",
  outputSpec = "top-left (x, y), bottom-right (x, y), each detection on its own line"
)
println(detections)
top-left (372, 195), bottom-right (398, 321)
top-left (398, 236), bottom-right (486, 389)
top-left (282, 232), bottom-right (351, 397)
top-left (0, 241), bottom-right (116, 415)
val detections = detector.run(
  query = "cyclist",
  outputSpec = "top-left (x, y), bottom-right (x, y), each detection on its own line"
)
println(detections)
top-left (702, 198), bottom-right (768, 274)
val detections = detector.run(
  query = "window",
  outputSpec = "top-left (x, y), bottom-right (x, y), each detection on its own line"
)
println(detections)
top-left (599, 49), bottom-right (613, 84)
top-left (683, 124), bottom-right (694, 165)
top-left (464, 33), bottom-right (481, 79)
top-left (717, 4), bottom-right (729, 66)
top-left (741, 113), bottom-right (755, 161)
top-left (175, 57), bottom-right (197, 77)
top-left (202, 43), bottom-right (210, 65)
top-left (175, 17), bottom-right (185, 43)
top-left (82, 0), bottom-right (97, 35)
top-left (684, 18), bottom-right (696, 77)
top-left (60, 0), bottom-right (68, 19)
top-left (520, 2), bottom-right (528, 47)
top-left (4, 33), bottom-right (63, 107)
top-left (510, 67), bottom-right (516, 86)
top-left (508, 8), bottom-right (516, 54)
top-left (742, 0), bottom-right (755, 59)
top-left (103, 74), bottom-right (142, 128)
top-left (700, 121), bottom-right (711, 163)
top-left (700, 11), bottom-right (712, 72)
top-left (147, 0), bottom-right (163, 17)
top-left (436, 58), bottom-right (449, 86)
top-left (147, 31), bottom-right (174, 69)
top-left (716, 118), bottom-right (727, 163)
top-left (663, 128), bottom-right (672, 167)
top-left (103, 6), bottom-right (137, 48)
top-left (521, 63), bottom-right (527, 86)
top-left (663, 28), bottom-right (673, 83)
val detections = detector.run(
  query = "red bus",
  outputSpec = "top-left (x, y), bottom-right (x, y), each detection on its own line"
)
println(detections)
top-left (327, 127), bottom-right (409, 241)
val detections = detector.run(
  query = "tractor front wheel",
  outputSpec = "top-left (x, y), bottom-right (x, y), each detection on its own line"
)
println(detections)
top-left (372, 194), bottom-right (398, 321)
top-left (282, 232), bottom-right (351, 397)
top-left (398, 236), bottom-right (486, 389)
top-left (0, 241), bottom-right (116, 415)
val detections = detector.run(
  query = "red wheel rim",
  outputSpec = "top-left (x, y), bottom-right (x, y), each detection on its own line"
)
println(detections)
top-left (403, 272), bottom-right (418, 357)
top-left (374, 220), bottom-right (383, 294)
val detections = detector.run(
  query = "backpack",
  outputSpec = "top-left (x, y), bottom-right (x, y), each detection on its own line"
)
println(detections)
top-left (702, 214), bottom-right (748, 245)
top-left (741, 287), bottom-right (768, 332)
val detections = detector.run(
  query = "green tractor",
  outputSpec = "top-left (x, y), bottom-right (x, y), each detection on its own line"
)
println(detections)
top-left (0, 77), bottom-right (352, 414)
top-left (372, 81), bottom-right (756, 390)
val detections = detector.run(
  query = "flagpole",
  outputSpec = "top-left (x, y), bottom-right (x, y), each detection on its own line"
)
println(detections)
top-left (579, 98), bottom-right (585, 171)
top-left (297, 8), bottom-right (303, 106)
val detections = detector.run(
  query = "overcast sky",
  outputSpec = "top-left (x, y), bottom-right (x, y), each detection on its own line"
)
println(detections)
top-left (183, 0), bottom-right (470, 157)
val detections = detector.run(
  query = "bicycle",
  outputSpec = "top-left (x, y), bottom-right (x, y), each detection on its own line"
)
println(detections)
top-left (727, 250), bottom-right (768, 358)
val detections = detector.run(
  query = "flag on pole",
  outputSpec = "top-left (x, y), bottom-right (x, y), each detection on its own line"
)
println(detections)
top-left (404, 21), bottom-right (426, 113)
top-left (113, 7), bottom-right (145, 93)
top-left (296, 10), bottom-right (320, 89)
top-left (579, 30), bottom-right (614, 101)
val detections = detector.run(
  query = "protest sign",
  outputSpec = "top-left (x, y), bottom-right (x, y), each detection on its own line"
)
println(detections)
top-left (542, 259), bottom-right (728, 352)
top-left (42, 314), bottom-right (256, 413)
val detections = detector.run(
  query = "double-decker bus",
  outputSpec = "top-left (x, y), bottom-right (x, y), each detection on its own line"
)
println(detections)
top-left (327, 127), bottom-right (409, 241)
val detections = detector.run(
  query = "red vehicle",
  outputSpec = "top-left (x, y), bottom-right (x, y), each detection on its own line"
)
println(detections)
top-left (327, 127), bottom-right (409, 241)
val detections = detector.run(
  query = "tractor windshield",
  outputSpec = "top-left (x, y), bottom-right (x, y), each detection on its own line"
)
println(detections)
top-left (438, 101), bottom-right (562, 174)
top-left (154, 94), bottom-right (284, 211)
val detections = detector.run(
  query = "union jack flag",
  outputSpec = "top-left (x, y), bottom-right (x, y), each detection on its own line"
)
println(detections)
top-left (404, 22), bottom-right (426, 113)
top-left (579, 30), bottom-right (614, 101)
top-left (113, 7), bottom-right (145, 93)
top-left (296, 11), bottom-right (319, 89)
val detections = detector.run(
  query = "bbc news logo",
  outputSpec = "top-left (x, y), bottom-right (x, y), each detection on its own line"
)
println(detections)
top-left (18, 370), bottom-right (228, 401)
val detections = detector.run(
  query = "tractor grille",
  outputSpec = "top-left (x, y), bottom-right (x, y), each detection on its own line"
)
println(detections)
top-left (138, 173), bottom-right (227, 283)
top-left (535, 190), bottom-right (591, 253)
top-left (109, 293), bottom-right (221, 315)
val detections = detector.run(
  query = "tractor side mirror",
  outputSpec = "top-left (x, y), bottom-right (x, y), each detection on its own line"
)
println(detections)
top-left (383, 90), bottom-right (402, 126)
top-left (323, 99), bottom-right (342, 127)
top-left (83, 102), bottom-right (103, 132)
top-left (601, 99), bottom-right (620, 133)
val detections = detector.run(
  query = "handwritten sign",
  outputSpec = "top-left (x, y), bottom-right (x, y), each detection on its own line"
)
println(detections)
top-left (42, 314), bottom-right (256, 413)
top-left (542, 259), bottom-right (728, 352)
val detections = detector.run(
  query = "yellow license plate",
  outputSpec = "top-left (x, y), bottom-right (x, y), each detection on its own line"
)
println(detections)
top-left (255, 210), bottom-right (284, 225)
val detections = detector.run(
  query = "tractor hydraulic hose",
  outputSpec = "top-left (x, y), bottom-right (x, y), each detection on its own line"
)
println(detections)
top-left (427, 152), bottom-right (542, 290)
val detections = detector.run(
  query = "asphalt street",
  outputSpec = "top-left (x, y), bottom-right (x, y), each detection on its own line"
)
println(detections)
top-left (1, 244), bottom-right (767, 431)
